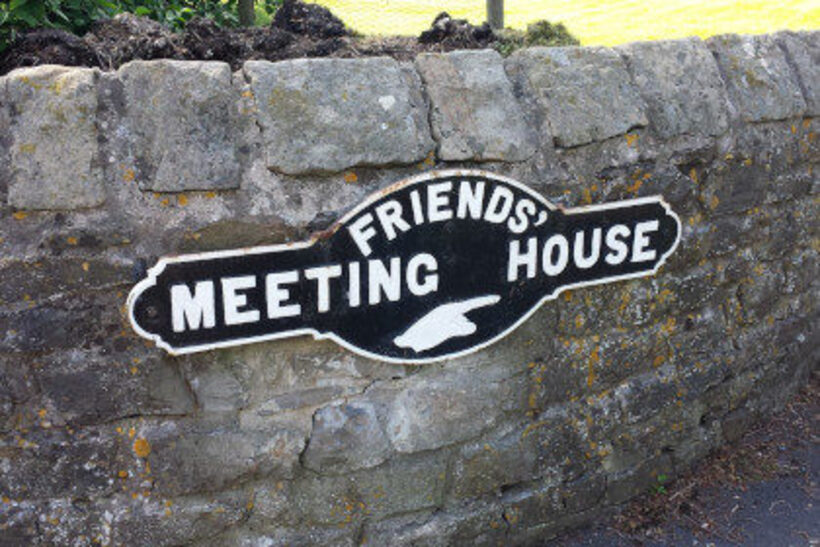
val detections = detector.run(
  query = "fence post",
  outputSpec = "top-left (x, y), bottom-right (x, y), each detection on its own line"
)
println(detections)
top-left (486, 0), bottom-right (504, 29)
top-left (238, 0), bottom-right (255, 27)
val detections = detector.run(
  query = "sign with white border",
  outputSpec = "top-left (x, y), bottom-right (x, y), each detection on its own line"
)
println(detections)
top-left (128, 170), bottom-right (681, 363)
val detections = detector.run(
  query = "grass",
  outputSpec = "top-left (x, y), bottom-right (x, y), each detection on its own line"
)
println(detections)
top-left (317, 0), bottom-right (819, 45)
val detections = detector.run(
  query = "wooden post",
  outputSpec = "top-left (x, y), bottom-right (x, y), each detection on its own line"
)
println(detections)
top-left (486, 0), bottom-right (503, 29)
top-left (238, 0), bottom-right (255, 27)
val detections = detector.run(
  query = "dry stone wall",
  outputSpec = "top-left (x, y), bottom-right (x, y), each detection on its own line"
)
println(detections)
top-left (0, 31), bottom-right (818, 545)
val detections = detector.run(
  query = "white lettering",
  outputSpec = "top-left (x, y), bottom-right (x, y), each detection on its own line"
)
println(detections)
top-left (374, 200), bottom-right (411, 241)
top-left (483, 186), bottom-right (514, 223)
top-left (348, 262), bottom-right (361, 307)
top-left (508, 199), bottom-right (536, 234)
top-left (409, 190), bottom-right (425, 225)
top-left (171, 281), bottom-right (216, 332)
top-left (305, 265), bottom-right (343, 313)
top-left (605, 224), bottom-right (630, 265)
top-left (542, 234), bottom-right (569, 276)
top-left (266, 271), bottom-right (301, 319)
top-left (457, 180), bottom-right (485, 220)
top-left (368, 257), bottom-right (401, 304)
top-left (508, 237), bottom-right (538, 282)
top-left (222, 276), bottom-right (259, 326)
top-left (574, 228), bottom-right (601, 269)
top-left (406, 253), bottom-right (439, 296)
top-left (427, 182), bottom-right (454, 222)
top-left (348, 213), bottom-right (377, 257)
top-left (632, 220), bottom-right (659, 262)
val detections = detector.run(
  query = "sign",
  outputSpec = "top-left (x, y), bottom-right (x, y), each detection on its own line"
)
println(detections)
top-left (128, 170), bottom-right (681, 363)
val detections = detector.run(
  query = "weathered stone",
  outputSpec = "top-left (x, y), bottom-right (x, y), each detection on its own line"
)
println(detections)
top-left (450, 421), bottom-right (537, 499)
top-left (302, 400), bottom-right (391, 474)
top-left (700, 160), bottom-right (769, 215)
top-left (605, 454), bottom-right (673, 504)
top-left (707, 34), bottom-right (806, 122)
top-left (145, 419), bottom-right (305, 496)
top-left (0, 427), bottom-right (118, 499)
top-left (213, 525), bottom-right (356, 546)
top-left (370, 366), bottom-right (507, 454)
top-left (614, 365), bottom-right (679, 425)
top-left (5, 66), bottom-right (104, 210)
top-left (118, 60), bottom-right (240, 191)
top-left (505, 46), bottom-right (648, 147)
top-left (36, 352), bottom-right (194, 425)
top-left (775, 31), bottom-right (820, 116)
top-left (415, 50), bottom-right (536, 161)
top-left (244, 57), bottom-right (434, 174)
top-left (501, 473), bottom-right (606, 532)
top-left (363, 498), bottom-right (506, 546)
top-left (291, 451), bottom-right (447, 525)
top-left (0, 292), bottom-right (127, 354)
top-left (185, 360), bottom-right (246, 412)
top-left (0, 258), bottom-right (133, 305)
top-left (110, 491), bottom-right (248, 546)
top-left (618, 38), bottom-right (729, 138)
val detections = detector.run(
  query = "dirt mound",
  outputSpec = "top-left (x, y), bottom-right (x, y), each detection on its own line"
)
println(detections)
top-left (272, 0), bottom-right (348, 39)
top-left (0, 4), bottom-right (533, 76)
top-left (418, 12), bottom-right (496, 49)
top-left (0, 28), bottom-right (97, 72)
top-left (85, 13), bottom-right (183, 69)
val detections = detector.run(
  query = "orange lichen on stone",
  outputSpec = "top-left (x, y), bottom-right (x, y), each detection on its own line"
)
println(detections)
top-left (626, 178), bottom-right (643, 194)
top-left (177, 194), bottom-right (188, 206)
top-left (133, 438), bottom-right (151, 458)
top-left (343, 171), bottom-right (358, 184)
top-left (587, 347), bottom-right (599, 387)
top-left (12, 211), bottom-right (28, 220)
top-left (122, 169), bottom-right (135, 182)
top-left (625, 133), bottom-right (639, 147)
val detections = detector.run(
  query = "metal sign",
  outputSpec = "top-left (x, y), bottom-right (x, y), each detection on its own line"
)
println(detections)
top-left (128, 170), bottom-right (681, 363)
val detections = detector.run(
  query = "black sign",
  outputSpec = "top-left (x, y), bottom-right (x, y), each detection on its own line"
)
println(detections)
top-left (128, 170), bottom-right (681, 363)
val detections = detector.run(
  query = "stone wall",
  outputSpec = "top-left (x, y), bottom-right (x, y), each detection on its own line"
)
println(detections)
top-left (0, 31), bottom-right (818, 545)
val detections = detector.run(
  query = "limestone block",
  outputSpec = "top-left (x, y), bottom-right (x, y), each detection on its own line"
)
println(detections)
top-left (118, 60), bottom-right (240, 191)
top-left (415, 49), bottom-right (537, 161)
top-left (244, 57), bottom-right (434, 174)
top-left (147, 422), bottom-right (305, 496)
top-left (775, 30), bottom-right (820, 116)
top-left (505, 46), bottom-right (648, 147)
top-left (291, 451), bottom-right (447, 525)
top-left (707, 34), bottom-right (806, 122)
top-left (618, 38), bottom-right (729, 138)
top-left (370, 368), bottom-right (505, 454)
top-left (5, 65), bottom-right (104, 210)
top-left (302, 400), bottom-right (391, 474)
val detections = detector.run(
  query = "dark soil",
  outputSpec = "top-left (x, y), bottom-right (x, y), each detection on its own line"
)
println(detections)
top-left (561, 371), bottom-right (819, 545)
top-left (0, 1), bottom-right (501, 76)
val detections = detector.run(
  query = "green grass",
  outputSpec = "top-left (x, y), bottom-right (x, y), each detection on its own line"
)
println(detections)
top-left (317, 0), bottom-right (819, 45)
top-left (254, 4), bottom-right (273, 26)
